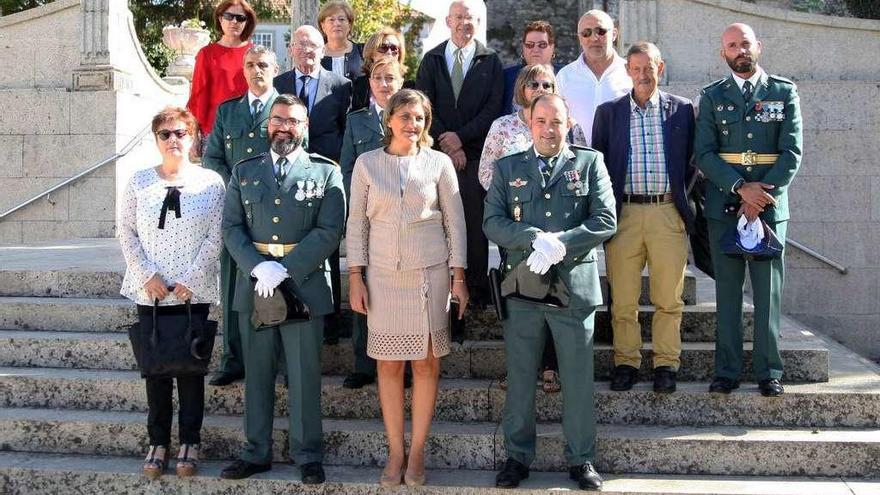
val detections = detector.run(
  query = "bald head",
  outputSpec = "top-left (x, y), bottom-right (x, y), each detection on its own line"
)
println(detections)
top-left (720, 22), bottom-right (761, 77)
top-left (576, 9), bottom-right (617, 64)
top-left (290, 24), bottom-right (325, 74)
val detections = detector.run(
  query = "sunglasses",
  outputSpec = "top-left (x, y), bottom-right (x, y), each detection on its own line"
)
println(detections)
top-left (527, 81), bottom-right (554, 90)
top-left (523, 41), bottom-right (550, 50)
top-left (580, 27), bottom-right (609, 38)
top-left (377, 43), bottom-right (400, 54)
top-left (156, 129), bottom-right (189, 141)
top-left (221, 12), bottom-right (248, 23)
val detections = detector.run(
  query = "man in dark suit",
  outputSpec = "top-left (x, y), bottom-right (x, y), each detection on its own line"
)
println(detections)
top-left (274, 24), bottom-right (352, 343)
top-left (203, 45), bottom-right (279, 386)
top-left (592, 42), bottom-right (695, 394)
top-left (415, 0), bottom-right (503, 304)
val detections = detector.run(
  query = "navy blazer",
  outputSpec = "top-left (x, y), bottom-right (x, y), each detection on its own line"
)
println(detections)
top-left (274, 67), bottom-right (352, 162)
top-left (592, 91), bottom-right (696, 232)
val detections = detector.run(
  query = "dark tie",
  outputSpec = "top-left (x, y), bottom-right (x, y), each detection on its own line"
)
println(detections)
top-left (251, 99), bottom-right (263, 124)
top-left (298, 75), bottom-right (310, 113)
top-left (742, 80), bottom-right (753, 102)
top-left (275, 156), bottom-right (288, 186)
top-left (540, 156), bottom-right (555, 182)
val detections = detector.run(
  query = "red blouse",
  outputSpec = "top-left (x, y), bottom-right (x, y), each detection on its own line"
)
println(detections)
top-left (186, 42), bottom-right (253, 135)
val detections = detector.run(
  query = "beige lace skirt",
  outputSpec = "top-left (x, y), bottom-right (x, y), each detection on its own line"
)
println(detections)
top-left (365, 262), bottom-right (451, 361)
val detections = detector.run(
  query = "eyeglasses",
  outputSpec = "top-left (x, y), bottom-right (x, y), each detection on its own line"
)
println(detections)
top-left (293, 41), bottom-right (320, 51)
top-left (377, 43), bottom-right (400, 54)
top-left (324, 15), bottom-right (349, 24)
top-left (580, 27), bottom-right (609, 38)
top-left (523, 41), bottom-right (550, 50)
top-left (221, 12), bottom-right (248, 23)
top-left (269, 116), bottom-right (306, 127)
top-left (527, 81), bottom-right (554, 90)
top-left (156, 129), bottom-right (189, 141)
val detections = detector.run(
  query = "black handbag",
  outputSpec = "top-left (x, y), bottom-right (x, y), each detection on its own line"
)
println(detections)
top-left (128, 300), bottom-right (218, 378)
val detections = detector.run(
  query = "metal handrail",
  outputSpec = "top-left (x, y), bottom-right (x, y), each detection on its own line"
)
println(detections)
top-left (0, 124), bottom-right (153, 220)
top-left (786, 238), bottom-right (848, 275)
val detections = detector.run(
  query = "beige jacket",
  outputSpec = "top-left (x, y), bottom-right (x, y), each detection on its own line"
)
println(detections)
top-left (346, 147), bottom-right (467, 271)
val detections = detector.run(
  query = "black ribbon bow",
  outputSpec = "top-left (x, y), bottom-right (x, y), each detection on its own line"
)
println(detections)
top-left (158, 186), bottom-right (182, 229)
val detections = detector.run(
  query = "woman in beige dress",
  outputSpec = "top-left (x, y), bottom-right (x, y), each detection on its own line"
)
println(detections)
top-left (346, 89), bottom-right (468, 487)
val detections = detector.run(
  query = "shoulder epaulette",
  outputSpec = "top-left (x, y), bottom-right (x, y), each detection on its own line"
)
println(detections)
top-left (309, 152), bottom-right (339, 168)
top-left (234, 152), bottom-right (268, 168)
top-left (701, 77), bottom-right (727, 92)
top-left (219, 93), bottom-right (246, 108)
top-left (767, 74), bottom-right (796, 86)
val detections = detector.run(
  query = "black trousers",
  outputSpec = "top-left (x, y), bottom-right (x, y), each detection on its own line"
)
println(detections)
top-left (324, 248), bottom-right (343, 340)
top-left (137, 303), bottom-right (209, 446)
top-left (459, 160), bottom-right (489, 301)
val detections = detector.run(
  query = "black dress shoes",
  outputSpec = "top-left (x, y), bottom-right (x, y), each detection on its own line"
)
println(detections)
top-left (569, 461), bottom-right (603, 490)
top-left (209, 371), bottom-right (244, 387)
top-left (758, 378), bottom-right (784, 397)
top-left (495, 458), bottom-right (529, 488)
top-left (219, 459), bottom-right (271, 479)
top-left (709, 376), bottom-right (740, 394)
top-left (300, 462), bottom-right (326, 484)
top-left (610, 365), bottom-right (639, 391)
top-left (343, 372), bottom-right (375, 389)
top-left (653, 366), bottom-right (677, 393)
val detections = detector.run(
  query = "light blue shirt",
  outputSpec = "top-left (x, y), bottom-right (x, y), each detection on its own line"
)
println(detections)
top-left (294, 68), bottom-right (320, 112)
top-left (444, 40), bottom-right (476, 76)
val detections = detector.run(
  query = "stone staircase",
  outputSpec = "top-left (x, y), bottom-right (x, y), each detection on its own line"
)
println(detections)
top-left (0, 239), bottom-right (878, 494)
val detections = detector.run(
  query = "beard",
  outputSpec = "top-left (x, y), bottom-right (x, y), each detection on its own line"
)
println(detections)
top-left (726, 53), bottom-right (756, 74)
top-left (270, 131), bottom-right (303, 156)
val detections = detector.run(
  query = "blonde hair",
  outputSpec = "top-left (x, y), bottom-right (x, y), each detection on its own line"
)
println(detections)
top-left (513, 64), bottom-right (557, 108)
top-left (362, 27), bottom-right (407, 75)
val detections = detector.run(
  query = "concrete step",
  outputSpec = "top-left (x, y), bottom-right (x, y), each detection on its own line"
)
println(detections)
top-left (2, 452), bottom-right (874, 495)
top-left (0, 330), bottom-right (828, 382)
top-left (0, 296), bottom-right (754, 342)
top-left (1, 407), bottom-right (877, 476)
top-left (1, 367), bottom-right (876, 428)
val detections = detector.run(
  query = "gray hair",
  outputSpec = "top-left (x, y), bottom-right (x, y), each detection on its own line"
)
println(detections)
top-left (626, 41), bottom-right (662, 66)
top-left (242, 44), bottom-right (278, 66)
top-left (292, 25), bottom-right (324, 46)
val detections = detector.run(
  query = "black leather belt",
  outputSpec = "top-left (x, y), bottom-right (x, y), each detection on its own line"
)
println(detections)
top-left (623, 193), bottom-right (673, 204)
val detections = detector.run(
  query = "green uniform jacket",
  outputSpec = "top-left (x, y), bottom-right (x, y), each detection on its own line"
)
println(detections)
top-left (339, 105), bottom-right (383, 199)
top-left (222, 150), bottom-right (345, 316)
top-left (483, 145), bottom-right (617, 309)
top-left (695, 72), bottom-right (802, 221)
top-left (203, 90), bottom-right (278, 185)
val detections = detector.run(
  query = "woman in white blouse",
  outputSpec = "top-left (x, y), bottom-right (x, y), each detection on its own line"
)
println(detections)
top-left (346, 89), bottom-right (468, 487)
top-left (118, 107), bottom-right (225, 479)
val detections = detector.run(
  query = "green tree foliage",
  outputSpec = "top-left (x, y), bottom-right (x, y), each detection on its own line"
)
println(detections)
top-left (0, 0), bottom-right (53, 15)
top-left (843, 0), bottom-right (880, 19)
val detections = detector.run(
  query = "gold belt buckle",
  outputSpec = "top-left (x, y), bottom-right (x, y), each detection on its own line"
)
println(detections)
top-left (741, 151), bottom-right (757, 166)
top-left (267, 243), bottom-right (285, 258)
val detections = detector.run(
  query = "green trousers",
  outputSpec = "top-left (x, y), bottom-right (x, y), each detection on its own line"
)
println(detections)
top-left (218, 249), bottom-right (244, 376)
top-left (707, 219), bottom-right (786, 381)
top-left (502, 298), bottom-right (597, 466)
top-left (238, 312), bottom-right (324, 465)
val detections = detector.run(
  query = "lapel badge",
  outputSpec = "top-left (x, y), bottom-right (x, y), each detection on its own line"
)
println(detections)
top-left (240, 178), bottom-right (248, 186)
top-left (295, 180), bottom-right (306, 201)
top-left (509, 178), bottom-right (528, 188)
top-left (727, 105), bottom-right (734, 111)
top-left (253, 179), bottom-right (260, 186)
top-left (755, 101), bottom-right (763, 111)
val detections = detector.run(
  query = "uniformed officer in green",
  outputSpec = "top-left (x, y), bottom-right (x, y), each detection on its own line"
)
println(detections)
top-left (203, 45), bottom-right (280, 386)
top-left (484, 94), bottom-right (616, 491)
top-left (695, 23), bottom-right (802, 397)
top-left (219, 94), bottom-right (345, 484)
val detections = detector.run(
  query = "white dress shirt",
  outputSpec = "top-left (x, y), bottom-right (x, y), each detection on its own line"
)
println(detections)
top-left (556, 53), bottom-right (632, 147)
top-left (247, 90), bottom-right (272, 115)
top-left (731, 66), bottom-right (764, 93)
top-left (270, 147), bottom-right (305, 175)
top-left (444, 39), bottom-right (476, 76)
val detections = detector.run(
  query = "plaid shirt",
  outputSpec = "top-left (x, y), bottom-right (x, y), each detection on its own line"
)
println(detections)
top-left (626, 93), bottom-right (670, 194)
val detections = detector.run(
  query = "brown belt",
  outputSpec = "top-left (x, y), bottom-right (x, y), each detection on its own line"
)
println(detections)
top-left (253, 242), bottom-right (297, 257)
top-left (719, 152), bottom-right (779, 165)
top-left (623, 193), bottom-right (673, 204)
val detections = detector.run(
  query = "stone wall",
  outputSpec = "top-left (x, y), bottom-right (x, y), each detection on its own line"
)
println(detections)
top-left (0, 0), bottom-right (185, 244)
top-left (623, 0), bottom-right (880, 361)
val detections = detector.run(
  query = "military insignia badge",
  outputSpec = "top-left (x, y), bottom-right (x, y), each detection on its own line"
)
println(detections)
top-left (509, 178), bottom-right (528, 188)
top-left (295, 180), bottom-right (306, 201)
top-left (513, 204), bottom-right (522, 222)
top-left (240, 178), bottom-right (248, 186)
top-left (563, 170), bottom-right (581, 183)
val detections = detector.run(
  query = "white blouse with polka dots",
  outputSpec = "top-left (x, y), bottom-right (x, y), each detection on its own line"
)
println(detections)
top-left (118, 165), bottom-right (225, 306)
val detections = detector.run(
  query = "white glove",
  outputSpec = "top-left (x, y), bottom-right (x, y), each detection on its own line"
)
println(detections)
top-left (251, 261), bottom-right (289, 287)
top-left (532, 232), bottom-right (566, 264)
top-left (526, 250), bottom-right (552, 275)
top-left (254, 279), bottom-right (276, 298)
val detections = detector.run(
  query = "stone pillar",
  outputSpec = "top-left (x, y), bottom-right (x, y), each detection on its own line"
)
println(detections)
top-left (73, 0), bottom-right (125, 91)
top-left (619, 0), bottom-right (658, 50)
top-left (291, 0), bottom-right (318, 30)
